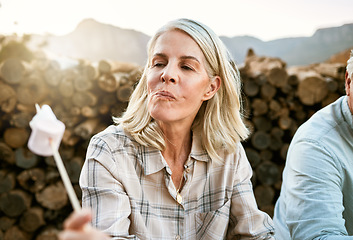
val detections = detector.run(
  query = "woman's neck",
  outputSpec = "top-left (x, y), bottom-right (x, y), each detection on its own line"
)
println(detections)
top-left (160, 123), bottom-right (192, 168)
top-left (160, 124), bottom-right (192, 192)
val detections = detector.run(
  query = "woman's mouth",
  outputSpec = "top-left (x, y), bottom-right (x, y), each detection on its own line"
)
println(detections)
top-left (154, 91), bottom-right (176, 100)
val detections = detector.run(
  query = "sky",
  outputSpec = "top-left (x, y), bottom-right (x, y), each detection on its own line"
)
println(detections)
top-left (1, 0), bottom-right (353, 41)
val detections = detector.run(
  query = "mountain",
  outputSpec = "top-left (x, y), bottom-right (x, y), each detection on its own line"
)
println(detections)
top-left (221, 23), bottom-right (353, 66)
top-left (31, 18), bottom-right (150, 66)
top-left (30, 19), bottom-right (353, 66)
top-left (279, 23), bottom-right (353, 65)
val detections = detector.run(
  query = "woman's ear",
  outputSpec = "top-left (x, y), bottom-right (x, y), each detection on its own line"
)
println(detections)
top-left (346, 71), bottom-right (351, 96)
top-left (203, 76), bottom-right (221, 101)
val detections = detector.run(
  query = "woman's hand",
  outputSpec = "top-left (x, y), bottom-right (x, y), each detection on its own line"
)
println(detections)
top-left (59, 209), bottom-right (111, 240)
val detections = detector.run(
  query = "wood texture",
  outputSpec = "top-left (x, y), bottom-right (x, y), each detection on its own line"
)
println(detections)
top-left (0, 190), bottom-right (32, 217)
top-left (3, 128), bottom-right (29, 149)
top-left (35, 182), bottom-right (68, 210)
top-left (0, 82), bottom-right (17, 113)
top-left (19, 207), bottom-right (45, 232)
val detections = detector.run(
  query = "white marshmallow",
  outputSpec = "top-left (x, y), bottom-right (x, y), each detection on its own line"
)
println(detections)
top-left (28, 104), bottom-right (65, 156)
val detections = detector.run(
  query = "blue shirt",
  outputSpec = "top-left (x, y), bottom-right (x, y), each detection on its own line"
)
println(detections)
top-left (273, 96), bottom-right (353, 240)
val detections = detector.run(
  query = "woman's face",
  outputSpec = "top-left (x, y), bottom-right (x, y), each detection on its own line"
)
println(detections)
top-left (146, 30), bottom-right (220, 128)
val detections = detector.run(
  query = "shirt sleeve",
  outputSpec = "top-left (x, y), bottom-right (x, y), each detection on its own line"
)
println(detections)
top-left (284, 139), bottom-right (353, 240)
top-left (227, 144), bottom-right (275, 239)
top-left (79, 136), bottom-right (139, 240)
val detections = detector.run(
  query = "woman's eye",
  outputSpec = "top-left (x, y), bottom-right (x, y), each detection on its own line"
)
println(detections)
top-left (152, 62), bottom-right (165, 68)
top-left (181, 65), bottom-right (193, 71)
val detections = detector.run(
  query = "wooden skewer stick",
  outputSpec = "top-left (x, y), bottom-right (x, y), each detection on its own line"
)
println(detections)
top-left (49, 138), bottom-right (81, 211)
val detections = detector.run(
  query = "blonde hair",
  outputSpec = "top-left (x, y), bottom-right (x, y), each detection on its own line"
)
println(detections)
top-left (347, 50), bottom-right (353, 78)
top-left (114, 18), bottom-right (249, 161)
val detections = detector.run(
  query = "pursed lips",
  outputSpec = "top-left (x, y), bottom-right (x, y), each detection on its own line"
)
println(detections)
top-left (154, 90), bottom-right (176, 100)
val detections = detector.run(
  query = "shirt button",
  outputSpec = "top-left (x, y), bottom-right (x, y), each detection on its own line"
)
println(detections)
top-left (175, 235), bottom-right (181, 240)
top-left (176, 193), bottom-right (182, 204)
top-left (185, 167), bottom-right (190, 173)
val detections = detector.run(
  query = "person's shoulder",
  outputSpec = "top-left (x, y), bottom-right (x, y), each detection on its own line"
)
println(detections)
top-left (217, 142), bottom-right (245, 166)
top-left (295, 96), bottom-right (347, 141)
top-left (90, 124), bottom-right (137, 148)
top-left (93, 124), bottom-right (125, 138)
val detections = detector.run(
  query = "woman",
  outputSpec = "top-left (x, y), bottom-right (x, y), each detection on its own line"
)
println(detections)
top-left (60, 18), bottom-right (275, 239)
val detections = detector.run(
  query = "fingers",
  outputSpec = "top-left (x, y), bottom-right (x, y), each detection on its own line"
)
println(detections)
top-left (63, 208), bottom-right (92, 230)
top-left (58, 230), bottom-right (88, 240)
top-left (59, 209), bottom-right (111, 240)
top-left (58, 226), bottom-right (111, 240)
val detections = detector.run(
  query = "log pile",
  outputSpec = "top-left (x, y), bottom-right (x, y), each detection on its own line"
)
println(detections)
top-left (241, 49), bottom-right (346, 216)
top-left (0, 36), bottom-right (347, 239)
top-left (0, 38), bottom-right (143, 240)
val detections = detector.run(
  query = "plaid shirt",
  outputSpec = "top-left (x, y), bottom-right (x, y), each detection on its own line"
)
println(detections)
top-left (80, 125), bottom-right (275, 239)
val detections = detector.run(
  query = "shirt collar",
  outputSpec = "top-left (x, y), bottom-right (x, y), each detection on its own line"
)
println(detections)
top-left (142, 131), bottom-right (210, 176)
top-left (189, 131), bottom-right (211, 162)
top-left (342, 96), bottom-right (353, 130)
top-left (140, 148), bottom-right (166, 176)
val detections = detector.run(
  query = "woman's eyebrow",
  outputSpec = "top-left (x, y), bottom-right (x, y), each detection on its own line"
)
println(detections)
top-left (152, 53), bottom-right (200, 64)
top-left (180, 55), bottom-right (200, 63)
top-left (152, 53), bottom-right (167, 59)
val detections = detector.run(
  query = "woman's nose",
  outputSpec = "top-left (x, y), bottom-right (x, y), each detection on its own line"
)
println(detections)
top-left (161, 65), bottom-right (177, 83)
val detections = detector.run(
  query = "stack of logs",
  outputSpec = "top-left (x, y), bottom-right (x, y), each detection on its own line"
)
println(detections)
top-left (0, 37), bottom-right (347, 239)
top-left (240, 49), bottom-right (346, 216)
top-left (0, 38), bottom-right (143, 240)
